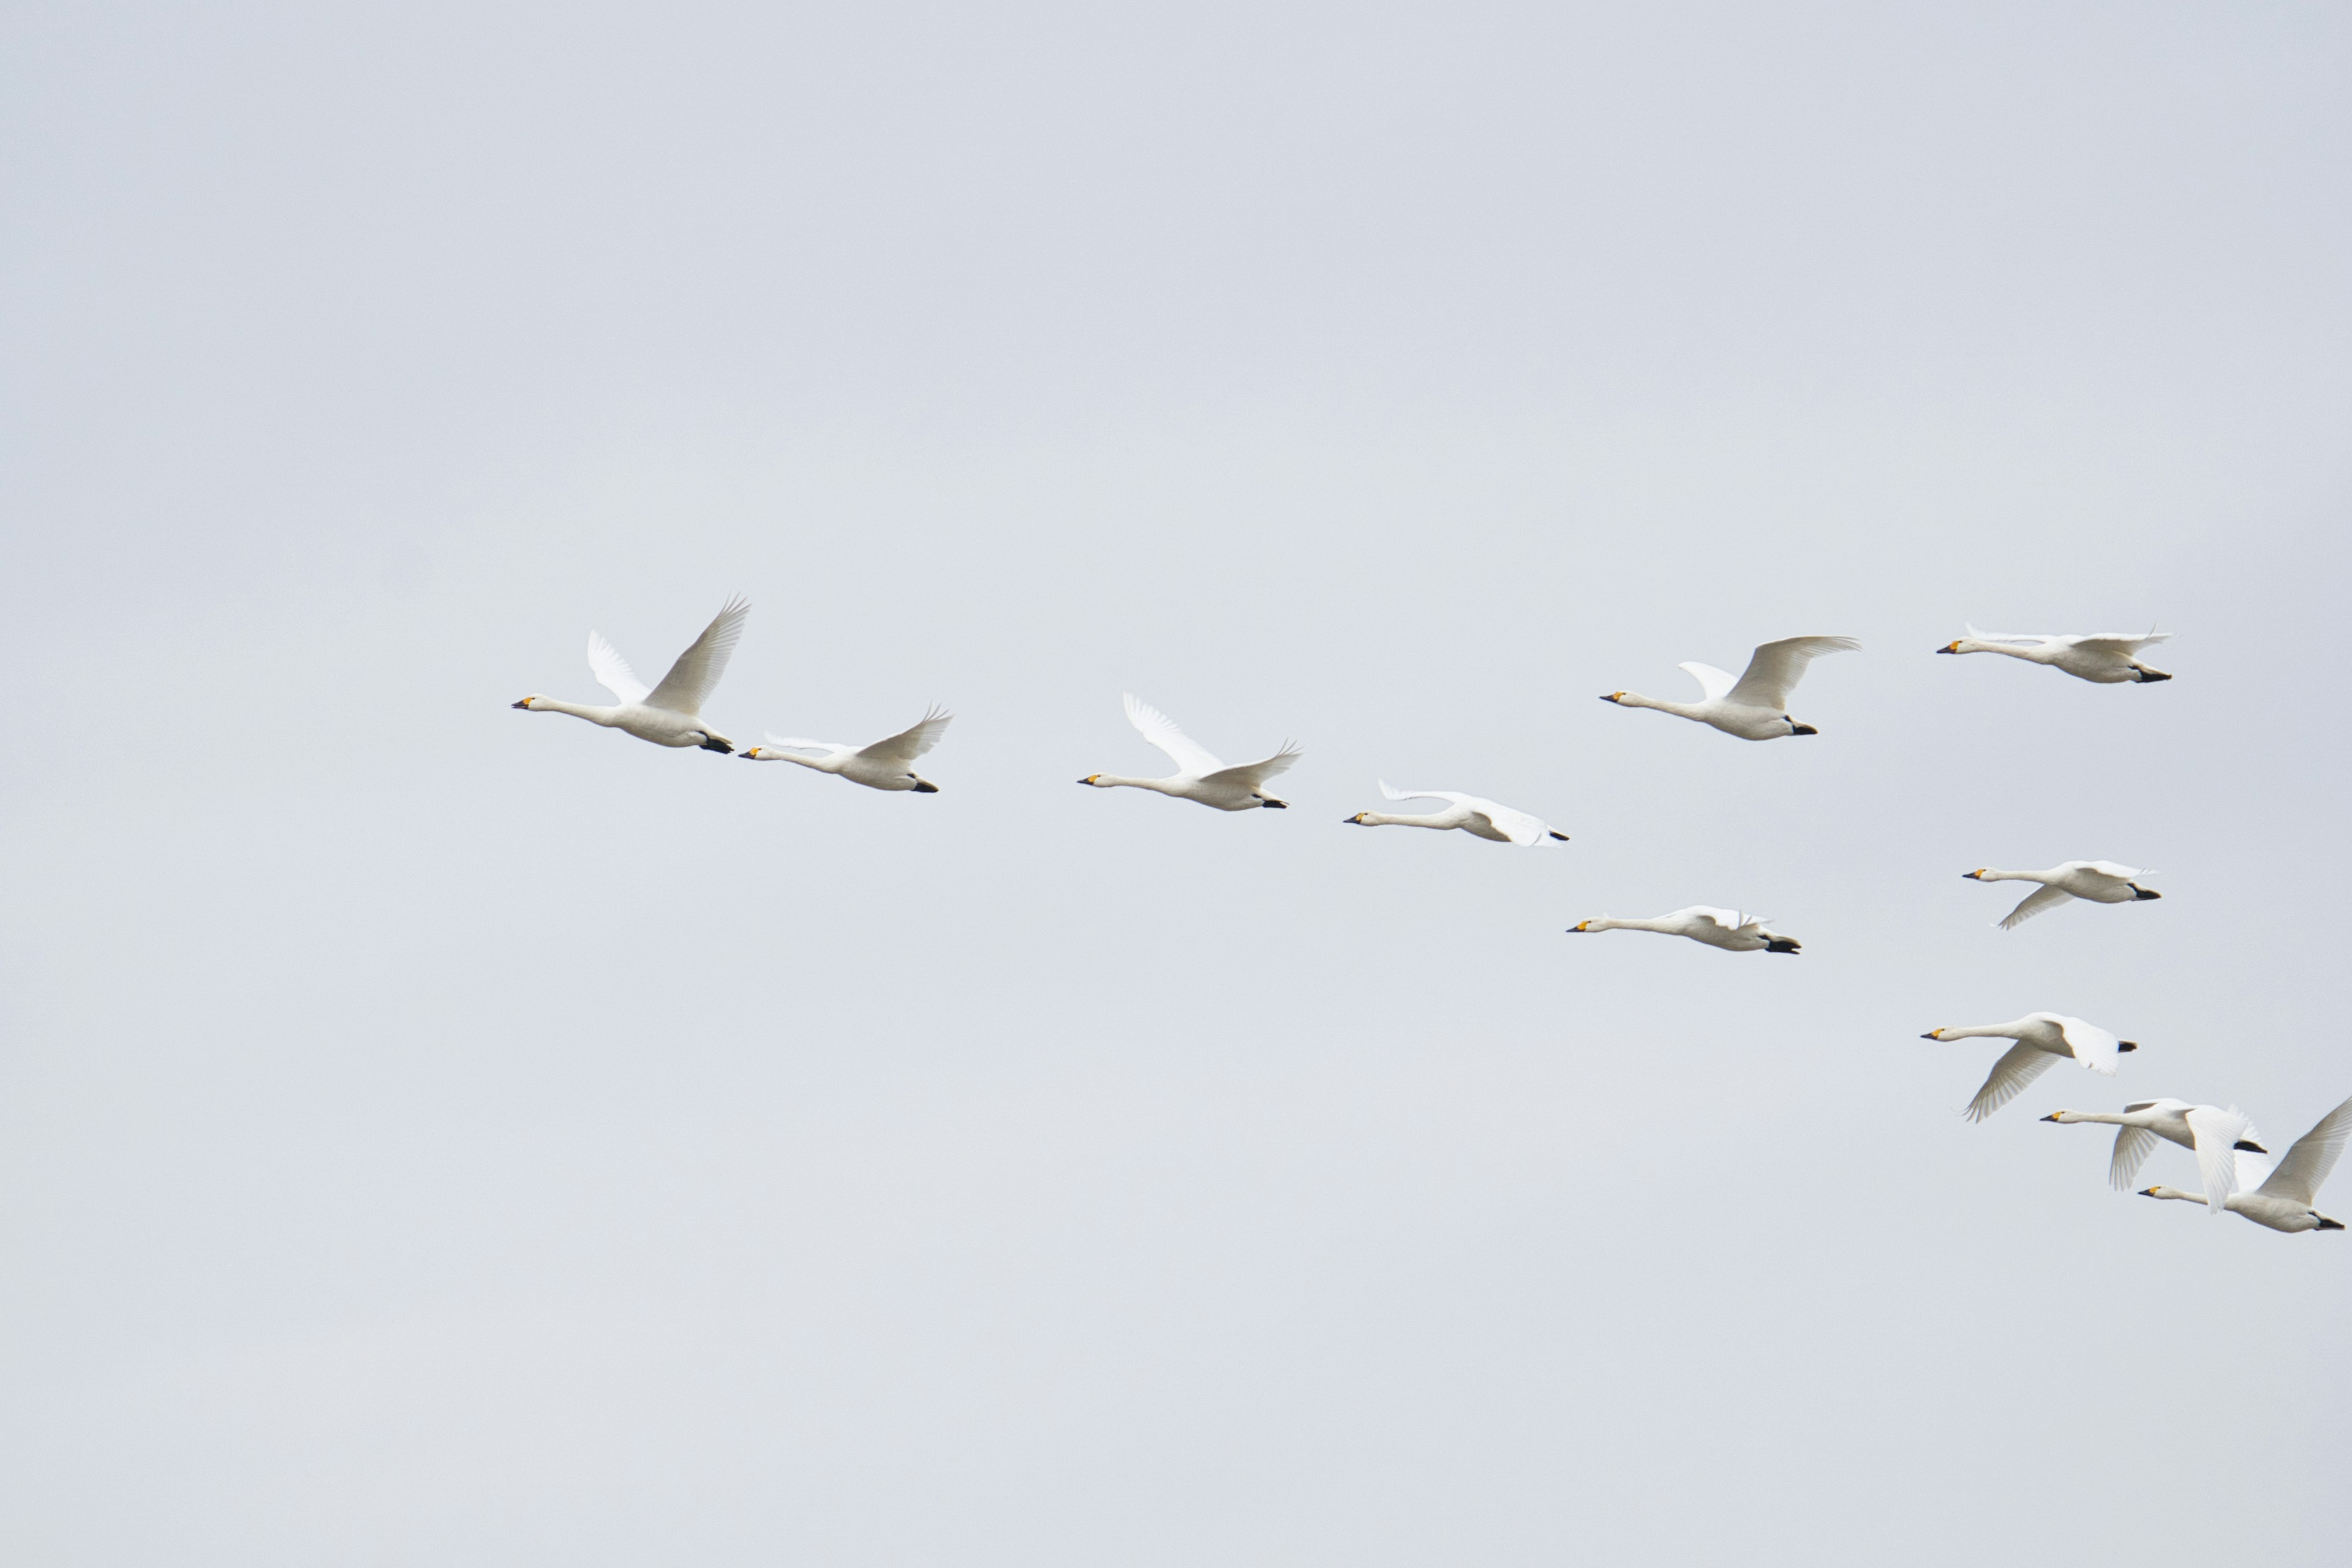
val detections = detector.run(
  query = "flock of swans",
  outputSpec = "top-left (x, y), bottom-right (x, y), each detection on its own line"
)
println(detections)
top-left (513, 601), bottom-right (2348, 1237)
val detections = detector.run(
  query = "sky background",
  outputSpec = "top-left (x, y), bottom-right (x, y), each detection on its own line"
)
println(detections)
top-left (4, 3), bottom-right (2348, 1563)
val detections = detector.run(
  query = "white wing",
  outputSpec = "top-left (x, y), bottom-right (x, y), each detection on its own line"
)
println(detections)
top-left (1381, 782), bottom-right (1549, 844)
top-left (2070, 631), bottom-right (2171, 655)
top-left (1966, 1041), bottom-right (2058, 1122)
top-left (1998, 884), bottom-right (2075, 930)
top-left (2109, 1126), bottom-right (2160, 1190)
top-left (643, 598), bottom-right (750, 715)
top-left (1379, 780), bottom-right (1449, 805)
top-left (1202, 741), bottom-right (1302, 791)
top-left (1122, 693), bottom-right (1224, 777)
top-left (1725, 635), bottom-right (1861, 709)
top-left (1962, 624), bottom-right (2057, 648)
top-left (1678, 662), bottom-right (1739, 701)
top-left (2079, 861), bottom-right (2150, 881)
top-left (856, 707), bottom-right (952, 766)
top-left (2256, 1093), bottom-right (2352, 1205)
top-left (586, 631), bottom-right (651, 705)
top-left (759, 732), bottom-right (853, 760)
top-left (2185, 1105), bottom-right (2255, 1213)
top-left (1676, 907), bottom-right (1744, 931)
top-left (2054, 1016), bottom-right (2124, 1076)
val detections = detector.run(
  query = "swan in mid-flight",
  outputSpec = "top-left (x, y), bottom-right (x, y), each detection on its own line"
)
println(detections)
top-left (741, 707), bottom-right (952, 793)
top-left (1345, 781), bottom-right (1568, 845)
top-left (1600, 635), bottom-right (1860, 741)
top-left (1568, 908), bottom-right (1799, 953)
top-left (1920, 1014), bottom-right (2136, 1123)
top-left (1962, 862), bottom-right (2162, 929)
top-left (1079, 693), bottom-right (1300, 811)
top-left (512, 598), bottom-right (749, 752)
top-left (2141, 1094), bottom-right (2352, 1232)
top-left (2042, 1099), bottom-right (2270, 1204)
top-left (1937, 625), bottom-right (2173, 684)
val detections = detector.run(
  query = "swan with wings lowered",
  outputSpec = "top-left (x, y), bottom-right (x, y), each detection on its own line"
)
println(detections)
top-left (742, 707), bottom-right (952, 793)
top-left (511, 598), bottom-right (749, 753)
top-left (2141, 1094), bottom-right (2352, 1232)
top-left (1600, 635), bottom-right (1860, 741)
top-left (1567, 907), bottom-right (1800, 954)
top-left (1345, 781), bottom-right (1568, 845)
top-left (1938, 625), bottom-right (2172, 684)
top-left (1078, 693), bottom-right (1300, 812)
top-left (2043, 1099), bottom-right (2269, 1207)
top-left (1962, 862), bottom-right (2162, 929)
top-left (1921, 1014), bottom-right (2138, 1123)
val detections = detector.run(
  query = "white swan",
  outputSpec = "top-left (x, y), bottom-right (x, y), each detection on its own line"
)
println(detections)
top-left (1920, 1014), bottom-right (2136, 1123)
top-left (2042, 1099), bottom-right (2271, 1208)
top-left (512, 598), bottom-right (750, 752)
top-left (1938, 625), bottom-right (2173, 684)
top-left (1600, 635), bottom-right (1860, 741)
top-left (2141, 1094), bottom-right (2352, 1232)
top-left (1078, 693), bottom-right (1300, 812)
top-left (1567, 907), bottom-right (1799, 954)
top-left (1962, 862), bottom-right (2162, 929)
top-left (741, 707), bottom-right (952, 793)
top-left (1345, 781), bottom-right (1569, 845)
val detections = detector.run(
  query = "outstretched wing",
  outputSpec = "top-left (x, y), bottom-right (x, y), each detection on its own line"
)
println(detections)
top-left (1202, 741), bottom-right (1302, 792)
top-left (2067, 630), bottom-right (2171, 655)
top-left (1379, 780), bottom-right (1451, 805)
top-left (2257, 1093), bottom-right (2352, 1205)
top-left (1966, 1042), bottom-right (2057, 1122)
top-left (1678, 662), bottom-right (1739, 701)
top-left (758, 732), bottom-right (851, 759)
top-left (1380, 782), bottom-right (1550, 843)
top-left (2080, 861), bottom-right (2150, 881)
top-left (857, 706), bottom-right (952, 766)
top-left (2054, 1016), bottom-right (2124, 1076)
top-left (2185, 1105), bottom-right (2257, 1214)
top-left (644, 597), bottom-right (750, 715)
top-left (1962, 624), bottom-right (2055, 648)
top-left (1677, 907), bottom-right (1744, 931)
top-left (1122, 693), bottom-right (1224, 776)
top-left (1999, 884), bottom-right (2074, 930)
top-left (1725, 635), bottom-right (1860, 709)
top-left (2109, 1126), bottom-right (2160, 1190)
top-left (586, 631), bottom-right (652, 705)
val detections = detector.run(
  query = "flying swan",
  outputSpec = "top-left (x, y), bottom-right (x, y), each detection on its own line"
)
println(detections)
top-left (512, 598), bottom-right (750, 753)
top-left (2041, 1099), bottom-right (2270, 1207)
top-left (1345, 781), bottom-right (1568, 845)
top-left (1567, 908), bottom-right (1799, 954)
top-left (741, 707), bottom-right (952, 793)
top-left (1962, 862), bottom-right (2162, 929)
top-left (1920, 1014), bottom-right (2136, 1123)
top-left (1078, 693), bottom-right (1300, 812)
top-left (2140, 1093), bottom-right (2352, 1232)
top-left (1599, 635), bottom-right (1860, 741)
top-left (1937, 625), bottom-right (2173, 684)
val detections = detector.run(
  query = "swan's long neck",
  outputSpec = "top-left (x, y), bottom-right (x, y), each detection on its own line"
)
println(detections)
top-left (1934, 1023), bottom-right (2020, 1041)
top-left (1971, 869), bottom-right (2038, 884)
top-left (1357, 811), bottom-right (1447, 829)
top-left (1091, 774), bottom-right (1183, 795)
top-left (1957, 640), bottom-right (2041, 662)
top-left (1583, 916), bottom-right (1675, 934)
top-left (1614, 692), bottom-right (1709, 720)
top-left (524, 697), bottom-right (620, 726)
top-left (2142, 1185), bottom-right (2206, 1205)
top-left (2047, 1110), bottom-right (2128, 1125)
top-left (756, 750), bottom-right (831, 772)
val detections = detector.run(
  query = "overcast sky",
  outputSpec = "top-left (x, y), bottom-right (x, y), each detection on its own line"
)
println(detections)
top-left (4, 4), bottom-right (2349, 1563)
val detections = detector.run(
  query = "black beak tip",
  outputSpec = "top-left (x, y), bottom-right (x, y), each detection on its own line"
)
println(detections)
top-left (1934, 645), bottom-right (1956, 654)
top-left (2039, 1113), bottom-right (2060, 1121)
top-left (510, 699), bottom-right (531, 709)
top-left (1919, 1032), bottom-right (1939, 1040)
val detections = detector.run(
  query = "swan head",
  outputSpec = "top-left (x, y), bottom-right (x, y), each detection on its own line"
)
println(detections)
top-left (1568, 920), bottom-right (1593, 932)
top-left (1344, 812), bottom-right (1369, 824)
top-left (1077, 774), bottom-right (1103, 787)
top-left (1961, 869), bottom-right (1986, 880)
top-left (2040, 1110), bottom-right (2074, 1122)
top-left (1599, 692), bottom-right (1626, 704)
top-left (1937, 639), bottom-right (1962, 654)
top-left (511, 695), bottom-right (542, 710)
top-left (1921, 1028), bottom-right (1947, 1040)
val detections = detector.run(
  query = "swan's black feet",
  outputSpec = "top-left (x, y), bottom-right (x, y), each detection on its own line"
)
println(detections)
top-left (1259, 798), bottom-right (1287, 809)
top-left (700, 736), bottom-right (734, 753)
top-left (2132, 886), bottom-right (2162, 900)
top-left (1765, 940), bottom-right (1801, 954)
top-left (1548, 831), bottom-right (1570, 841)
top-left (2134, 668), bottom-right (2173, 682)
top-left (912, 781), bottom-right (939, 794)
top-left (2119, 1041), bottom-right (2139, 1052)
top-left (2234, 1139), bottom-right (2267, 1153)
top-left (2316, 1217), bottom-right (2345, 1230)
top-left (1789, 724), bottom-right (1819, 736)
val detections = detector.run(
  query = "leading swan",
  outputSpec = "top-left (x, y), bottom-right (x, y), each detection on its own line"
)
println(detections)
top-left (742, 707), bottom-right (952, 793)
top-left (1920, 1014), bottom-right (2136, 1123)
top-left (512, 598), bottom-right (749, 753)
top-left (1345, 781), bottom-right (1568, 845)
top-left (2141, 1094), bottom-right (2352, 1232)
top-left (1599, 635), bottom-right (1859, 741)
top-left (1937, 625), bottom-right (2173, 684)
top-left (1079, 693), bottom-right (1300, 812)
top-left (1962, 862), bottom-right (2162, 929)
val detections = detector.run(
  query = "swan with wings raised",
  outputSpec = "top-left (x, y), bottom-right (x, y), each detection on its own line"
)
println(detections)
top-left (512, 598), bottom-right (749, 753)
top-left (1079, 693), bottom-right (1300, 812)
top-left (1600, 635), bottom-right (1860, 741)
top-left (742, 707), bottom-right (952, 793)
top-left (2141, 1094), bottom-right (2352, 1232)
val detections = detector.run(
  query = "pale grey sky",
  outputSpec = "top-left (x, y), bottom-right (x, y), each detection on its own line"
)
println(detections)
top-left (3, 4), bottom-right (2348, 1564)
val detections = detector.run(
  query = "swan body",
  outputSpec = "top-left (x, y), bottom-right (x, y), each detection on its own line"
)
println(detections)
top-left (1938, 625), bottom-right (2172, 684)
top-left (512, 598), bottom-right (750, 753)
top-left (741, 707), bottom-right (952, 793)
top-left (2043, 1099), bottom-right (2271, 1206)
top-left (1600, 635), bottom-right (1860, 741)
top-left (2141, 1094), bottom-right (2352, 1232)
top-left (1568, 907), bottom-right (1799, 954)
top-left (1962, 862), bottom-right (2161, 929)
top-left (1346, 781), bottom-right (1568, 845)
top-left (1079, 693), bottom-right (1300, 812)
top-left (1920, 1014), bottom-right (2137, 1123)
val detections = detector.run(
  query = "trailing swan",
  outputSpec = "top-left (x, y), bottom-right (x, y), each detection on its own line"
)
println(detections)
top-left (1345, 781), bottom-right (1568, 845)
top-left (1078, 693), bottom-right (1300, 812)
top-left (1962, 862), bottom-right (2162, 929)
top-left (2042, 1099), bottom-right (2270, 1205)
top-left (1567, 908), bottom-right (1799, 954)
top-left (1937, 625), bottom-right (2172, 684)
top-left (1599, 635), bottom-right (1859, 741)
top-left (742, 707), bottom-right (952, 793)
top-left (1920, 1014), bottom-right (2136, 1123)
top-left (2141, 1094), bottom-right (2352, 1232)
top-left (512, 598), bottom-right (749, 752)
